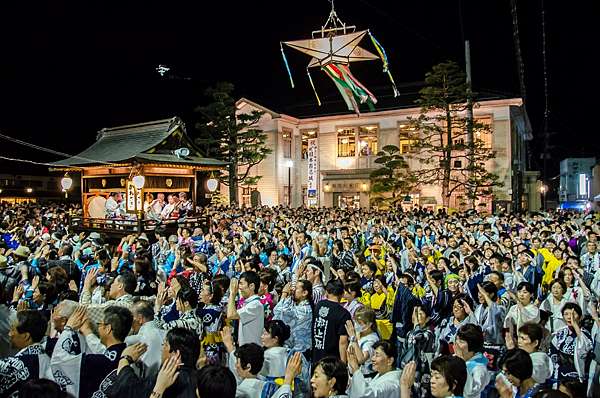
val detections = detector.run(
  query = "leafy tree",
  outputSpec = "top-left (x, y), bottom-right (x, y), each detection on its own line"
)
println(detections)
top-left (369, 145), bottom-right (414, 209)
top-left (193, 82), bottom-right (272, 205)
top-left (407, 61), bottom-right (502, 208)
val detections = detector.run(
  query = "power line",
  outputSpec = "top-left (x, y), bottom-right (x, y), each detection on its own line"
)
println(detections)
top-left (0, 155), bottom-right (63, 167)
top-left (0, 131), bottom-right (116, 166)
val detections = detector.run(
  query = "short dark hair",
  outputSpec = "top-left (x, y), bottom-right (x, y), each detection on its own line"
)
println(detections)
top-left (166, 327), bottom-right (201, 368)
top-left (480, 281), bottom-right (498, 301)
top-left (344, 281), bottom-right (362, 298)
top-left (549, 278), bottom-right (567, 294)
top-left (561, 302), bottom-right (582, 318)
top-left (235, 343), bottom-right (264, 375)
top-left (518, 323), bottom-right (544, 350)
top-left (132, 300), bottom-right (154, 321)
top-left (206, 280), bottom-right (224, 305)
top-left (177, 288), bottom-right (198, 309)
top-left (16, 310), bottom-right (48, 343)
top-left (118, 271), bottom-right (137, 295)
top-left (363, 261), bottom-right (378, 274)
top-left (488, 270), bottom-right (505, 282)
top-left (265, 320), bottom-right (291, 346)
top-left (372, 340), bottom-right (397, 361)
top-left (61, 244), bottom-right (73, 257)
top-left (325, 279), bottom-right (344, 297)
top-left (431, 355), bottom-right (467, 396)
top-left (196, 365), bottom-right (236, 398)
top-left (103, 306), bottom-right (133, 342)
top-left (517, 281), bottom-right (535, 296)
top-left (297, 279), bottom-right (313, 303)
top-left (501, 348), bottom-right (533, 382)
top-left (456, 324), bottom-right (484, 354)
top-left (429, 270), bottom-right (445, 285)
top-left (559, 379), bottom-right (586, 398)
top-left (18, 378), bottom-right (69, 398)
top-left (240, 271), bottom-right (260, 294)
top-left (315, 357), bottom-right (348, 396)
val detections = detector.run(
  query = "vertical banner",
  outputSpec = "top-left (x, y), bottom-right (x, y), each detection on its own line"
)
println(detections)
top-left (126, 181), bottom-right (143, 213)
top-left (307, 138), bottom-right (318, 206)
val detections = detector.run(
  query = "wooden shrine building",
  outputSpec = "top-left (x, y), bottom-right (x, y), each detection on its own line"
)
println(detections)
top-left (50, 116), bottom-right (226, 234)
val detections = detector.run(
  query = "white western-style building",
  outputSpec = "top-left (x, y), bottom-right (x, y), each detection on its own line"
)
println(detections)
top-left (233, 97), bottom-right (540, 212)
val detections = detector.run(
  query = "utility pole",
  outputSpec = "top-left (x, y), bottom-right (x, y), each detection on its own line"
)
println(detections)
top-left (465, 40), bottom-right (475, 209)
top-left (541, 0), bottom-right (551, 211)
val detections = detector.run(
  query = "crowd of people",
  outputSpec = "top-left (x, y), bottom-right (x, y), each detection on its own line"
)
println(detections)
top-left (1, 200), bottom-right (600, 398)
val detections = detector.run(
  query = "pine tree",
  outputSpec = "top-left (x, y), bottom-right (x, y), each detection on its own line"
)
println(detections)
top-left (193, 82), bottom-right (272, 206)
top-left (407, 61), bottom-right (502, 208)
top-left (369, 145), bottom-right (414, 209)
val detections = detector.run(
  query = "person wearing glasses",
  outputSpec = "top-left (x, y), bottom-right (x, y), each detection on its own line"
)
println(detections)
top-left (495, 349), bottom-right (542, 398)
top-left (50, 305), bottom-right (133, 397)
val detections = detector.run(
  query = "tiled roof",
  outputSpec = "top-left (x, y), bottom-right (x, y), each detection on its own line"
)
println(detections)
top-left (51, 117), bottom-right (225, 167)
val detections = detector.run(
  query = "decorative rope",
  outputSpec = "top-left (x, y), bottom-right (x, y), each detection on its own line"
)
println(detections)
top-left (307, 68), bottom-right (322, 106)
top-left (280, 43), bottom-right (295, 88)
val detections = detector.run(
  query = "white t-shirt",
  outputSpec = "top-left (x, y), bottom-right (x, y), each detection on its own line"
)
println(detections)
top-left (238, 295), bottom-right (264, 346)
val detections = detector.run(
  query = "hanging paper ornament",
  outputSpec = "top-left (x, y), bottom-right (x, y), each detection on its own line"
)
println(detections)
top-left (280, 1), bottom-right (399, 115)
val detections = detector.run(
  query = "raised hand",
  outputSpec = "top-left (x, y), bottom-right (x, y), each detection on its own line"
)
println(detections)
top-left (154, 351), bottom-right (182, 395)
top-left (220, 326), bottom-right (235, 353)
top-left (16, 300), bottom-right (29, 312)
top-left (346, 344), bottom-right (359, 373)
top-left (284, 352), bottom-right (303, 384)
top-left (229, 278), bottom-right (239, 296)
top-left (66, 306), bottom-right (87, 330)
top-left (12, 284), bottom-right (25, 302)
top-left (83, 267), bottom-right (98, 292)
top-left (400, 361), bottom-right (416, 388)
top-left (69, 280), bottom-right (79, 292)
top-left (344, 320), bottom-right (356, 339)
top-left (122, 342), bottom-right (148, 362)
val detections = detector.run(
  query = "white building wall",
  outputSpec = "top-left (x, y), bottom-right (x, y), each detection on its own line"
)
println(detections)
top-left (236, 98), bottom-right (523, 209)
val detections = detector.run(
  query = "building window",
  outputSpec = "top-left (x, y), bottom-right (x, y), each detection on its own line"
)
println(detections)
top-left (242, 187), bottom-right (255, 207)
top-left (475, 116), bottom-right (493, 148)
top-left (337, 128), bottom-right (356, 157)
top-left (399, 124), bottom-right (417, 154)
top-left (301, 130), bottom-right (317, 159)
top-left (282, 129), bottom-right (292, 159)
top-left (453, 160), bottom-right (463, 168)
top-left (358, 126), bottom-right (378, 156)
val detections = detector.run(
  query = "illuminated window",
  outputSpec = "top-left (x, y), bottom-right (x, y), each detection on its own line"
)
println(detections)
top-left (475, 116), bottom-right (493, 148)
top-left (242, 187), bottom-right (256, 207)
top-left (337, 128), bottom-right (356, 157)
top-left (358, 126), bottom-right (378, 156)
top-left (282, 129), bottom-right (292, 159)
top-left (301, 130), bottom-right (317, 159)
top-left (399, 124), bottom-right (418, 154)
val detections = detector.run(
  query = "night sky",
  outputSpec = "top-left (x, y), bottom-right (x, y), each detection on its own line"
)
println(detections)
top-left (0, 1), bottom-right (595, 193)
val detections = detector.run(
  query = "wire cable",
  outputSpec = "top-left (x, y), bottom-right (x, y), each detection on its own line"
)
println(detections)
top-left (0, 155), bottom-right (66, 167)
top-left (0, 131), bottom-right (116, 165)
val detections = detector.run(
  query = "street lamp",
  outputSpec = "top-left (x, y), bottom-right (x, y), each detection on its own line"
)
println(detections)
top-left (284, 159), bottom-right (293, 207)
top-left (540, 183), bottom-right (548, 210)
top-left (61, 173), bottom-right (73, 198)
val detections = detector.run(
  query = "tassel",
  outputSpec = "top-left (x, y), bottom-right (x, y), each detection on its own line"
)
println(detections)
top-left (387, 70), bottom-right (400, 97)
top-left (307, 68), bottom-right (322, 106)
top-left (280, 43), bottom-right (295, 88)
top-left (368, 31), bottom-right (389, 73)
top-left (369, 31), bottom-right (400, 97)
